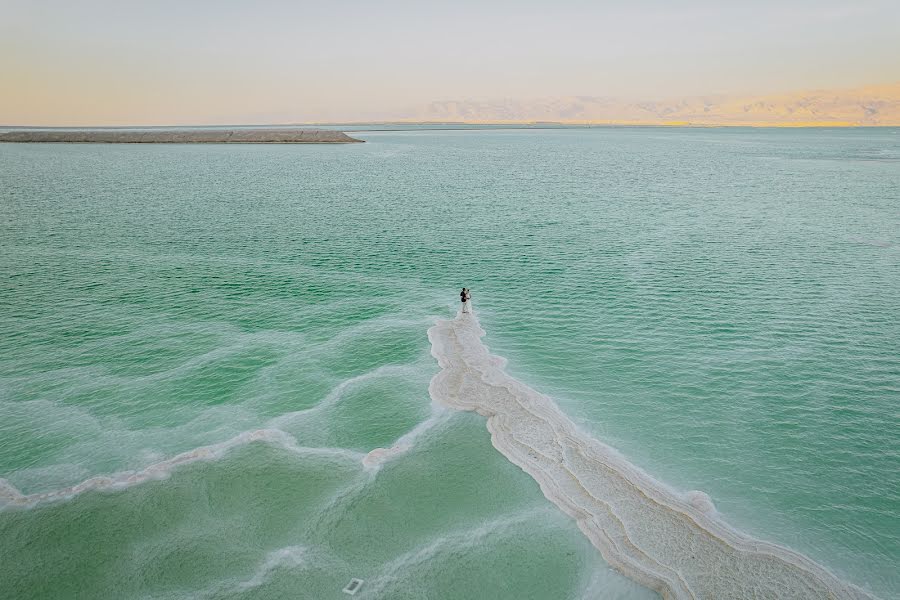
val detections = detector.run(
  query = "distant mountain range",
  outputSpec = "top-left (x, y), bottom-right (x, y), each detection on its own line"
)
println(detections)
top-left (383, 83), bottom-right (900, 126)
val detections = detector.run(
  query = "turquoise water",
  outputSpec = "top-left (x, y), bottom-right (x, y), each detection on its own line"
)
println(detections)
top-left (0, 128), bottom-right (898, 599)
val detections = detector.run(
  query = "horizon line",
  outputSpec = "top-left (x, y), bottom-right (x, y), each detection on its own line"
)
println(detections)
top-left (3, 121), bottom-right (900, 130)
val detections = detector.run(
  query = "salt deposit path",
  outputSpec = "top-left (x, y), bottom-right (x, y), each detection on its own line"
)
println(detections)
top-left (428, 312), bottom-right (875, 600)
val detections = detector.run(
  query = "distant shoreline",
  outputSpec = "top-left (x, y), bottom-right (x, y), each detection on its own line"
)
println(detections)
top-left (3, 123), bottom-right (899, 133)
top-left (328, 122), bottom-right (900, 130)
top-left (0, 128), bottom-right (364, 144)
top-left (334, 123), bottom-right (900, 132)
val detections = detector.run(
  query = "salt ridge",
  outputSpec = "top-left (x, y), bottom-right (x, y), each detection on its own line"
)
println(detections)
top-left (0, 428), bottom-right (363, 509)
top-left (0, 355), bottom-right (443, 510)
top-left (0, 375), bottom-right (444, 509)
top-left (428, 312), bottom-right (877, 600)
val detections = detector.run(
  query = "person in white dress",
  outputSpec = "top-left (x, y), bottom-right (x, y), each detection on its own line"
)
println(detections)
top-left (460, 288), bottom-right (472, 313)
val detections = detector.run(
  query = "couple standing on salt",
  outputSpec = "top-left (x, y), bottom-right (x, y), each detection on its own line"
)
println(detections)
top-left (460, 288), bottom-right (472, 314)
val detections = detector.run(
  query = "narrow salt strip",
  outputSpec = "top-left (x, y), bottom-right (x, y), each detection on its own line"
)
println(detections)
top-left (428, 312), bottom-right (876, 600)
top-left (0, 429), bottom-right (364, 510)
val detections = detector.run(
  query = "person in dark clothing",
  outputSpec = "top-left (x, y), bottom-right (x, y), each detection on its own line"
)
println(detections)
top-left (460, 287), bottom-right (471, 313)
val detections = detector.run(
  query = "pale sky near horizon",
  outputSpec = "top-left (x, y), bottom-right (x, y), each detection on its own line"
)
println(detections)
top-left (2, 0), bottom-right (899, 125)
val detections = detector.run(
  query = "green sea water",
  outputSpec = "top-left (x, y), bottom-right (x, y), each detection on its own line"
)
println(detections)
top-left (1, 128), bottom-right (898, 599)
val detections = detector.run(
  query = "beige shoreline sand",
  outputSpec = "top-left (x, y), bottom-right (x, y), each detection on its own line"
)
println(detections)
top-left (0, 128), bottom-right (363, 144)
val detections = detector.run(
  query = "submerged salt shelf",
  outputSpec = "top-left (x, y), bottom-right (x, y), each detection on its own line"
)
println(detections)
top-left (428, 313), bottom-right (877, 600)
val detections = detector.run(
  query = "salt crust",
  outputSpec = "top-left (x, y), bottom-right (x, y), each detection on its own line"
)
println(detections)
top-left (0, 429), bottom-right (362, 509)
top-left (427, 312), bottom-right (876, 600)
top-left (0, 361), bottom-right (440, 508)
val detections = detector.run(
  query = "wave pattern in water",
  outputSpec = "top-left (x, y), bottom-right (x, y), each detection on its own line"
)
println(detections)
top-left (428, 312), bottom-right (876, 600)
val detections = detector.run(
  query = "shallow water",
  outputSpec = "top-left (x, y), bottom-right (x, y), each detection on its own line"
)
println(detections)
top-left (1, 128), bottom-right (898, 599)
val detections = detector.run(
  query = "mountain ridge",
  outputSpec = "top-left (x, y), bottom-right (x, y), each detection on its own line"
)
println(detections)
top-left (383, 83), bottom-right (900, 126)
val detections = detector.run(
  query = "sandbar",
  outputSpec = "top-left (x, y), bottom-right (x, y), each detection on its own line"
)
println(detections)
top-left (0, 128), bottom-right (363, 144)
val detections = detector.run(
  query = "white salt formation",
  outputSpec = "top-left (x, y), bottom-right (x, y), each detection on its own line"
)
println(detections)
top-left (0, 429), bottom-right (362, 509)
top-left (428, 313), bottom-right (876, 600)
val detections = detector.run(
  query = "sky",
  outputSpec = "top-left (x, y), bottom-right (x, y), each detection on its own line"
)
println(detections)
top-left (2, 0), bottom-right (899, 125)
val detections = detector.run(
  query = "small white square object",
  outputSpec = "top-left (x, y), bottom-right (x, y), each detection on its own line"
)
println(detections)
top-left (343, 578), bottom-right (364, 595)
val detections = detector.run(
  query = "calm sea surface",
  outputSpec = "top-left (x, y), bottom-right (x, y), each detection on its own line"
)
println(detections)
top-left (1, 128), bottom-right (898, 599)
